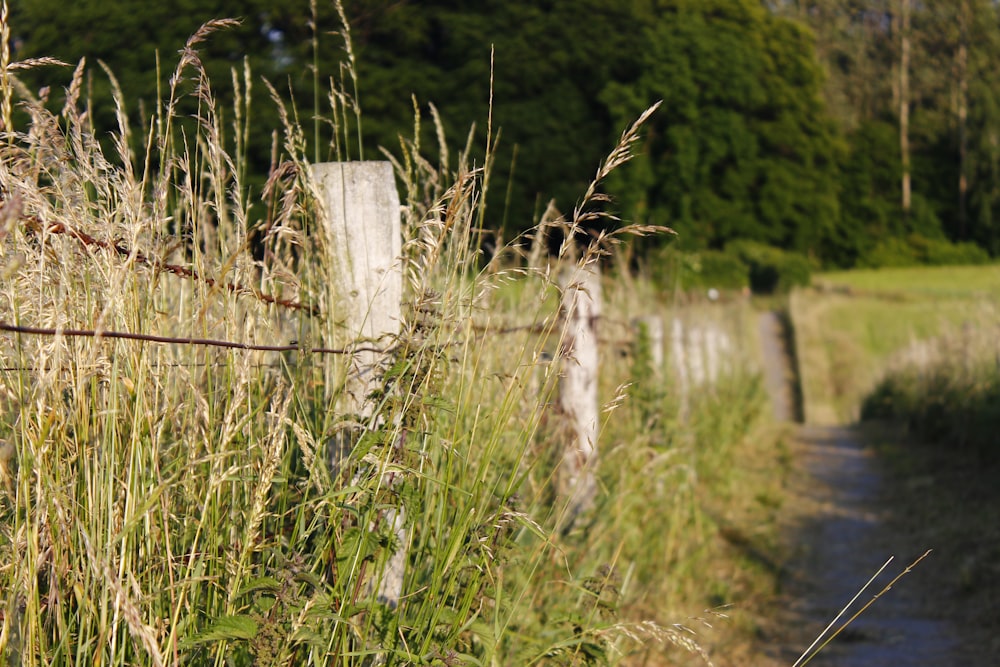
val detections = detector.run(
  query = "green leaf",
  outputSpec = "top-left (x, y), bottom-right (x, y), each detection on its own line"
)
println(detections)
top-left (235, 576), bottom-right (283, 599)
top-left (179, 615), bottom-right (258, 648)
top-left (293, 570), bottom-right (324, 589)
top-left (290, 627), bottom-right (330, 649)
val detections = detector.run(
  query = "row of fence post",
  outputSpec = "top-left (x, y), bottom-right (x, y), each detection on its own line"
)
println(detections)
top-left (311, 161), bottom-right (743, 611)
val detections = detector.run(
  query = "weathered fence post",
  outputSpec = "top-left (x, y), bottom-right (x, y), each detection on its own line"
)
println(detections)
top-left (557, 260), bottom-right (601, 525)
top-left (705, 323), bottom-right (721, 385)
top-left (312, 162), bottom-right (402, 411)
top-left (671, 316), bottom-right (690, 421)
top-left (718, 327), bottom-right (734, 378)
top-left (637, 315), bottom-right (664, 375)
top-left (688, 324), bottom-right (707, 387)
top-left (310, 161), bottom-right (407, 608)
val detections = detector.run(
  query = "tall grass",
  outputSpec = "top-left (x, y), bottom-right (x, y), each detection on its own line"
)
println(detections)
top-left (0, 11), bottom-right (779, 666)
top-left (862, 317), bottom-right (1000, 461)
top-left (789, 280), bottom-right (997, 424)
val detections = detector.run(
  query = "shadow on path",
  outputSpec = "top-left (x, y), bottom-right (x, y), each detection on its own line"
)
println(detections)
top-left (774, 426), bottom-right (961, 666)
top-left (756, 311), bottom-right (964, 666)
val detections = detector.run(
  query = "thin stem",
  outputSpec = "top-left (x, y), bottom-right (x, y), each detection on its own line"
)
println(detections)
top-left (795, 550), bottom-right (933, 667)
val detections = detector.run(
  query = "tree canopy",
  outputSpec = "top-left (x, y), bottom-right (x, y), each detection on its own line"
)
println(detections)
top-left (9, 0), bottom-right (1000, 267)
top-left (601, 0), bottom-right (840, 258)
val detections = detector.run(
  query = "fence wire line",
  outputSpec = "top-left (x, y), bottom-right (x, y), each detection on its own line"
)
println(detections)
top-left (19, 213), bottom-right (321, 316)
top-left (0, 362), bottom-right (273, 373)
top-left (0, 322), bottom-right (382, 355)
top-left (5, 203), bottom-right (650, 355)
top-left (0, 314), bottom-right (641, 359)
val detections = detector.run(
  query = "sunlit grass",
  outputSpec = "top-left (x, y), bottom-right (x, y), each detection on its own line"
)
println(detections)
top-left (791, 279), bottom-right (999, 424)
top-left (815, 264), bottom-right (1000, 297)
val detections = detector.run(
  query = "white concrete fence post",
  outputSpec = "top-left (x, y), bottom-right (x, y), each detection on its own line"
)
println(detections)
top-left (557, 260), bottom-right (601, 526)
top-left (688, 324), bottom-right (707, 387)
top-left (671, 316), bottom-right (690, 421)
top-left (637, 314), bottom-right (664, 375)
top-left (705, 324), bottom-right (721, 386)
top-left (310, 161), bottom-right (407, 609)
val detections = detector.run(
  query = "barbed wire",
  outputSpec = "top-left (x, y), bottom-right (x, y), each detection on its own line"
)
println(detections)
top-left (20, 214), bottom-right (321, 316)
top-left (0, 321), bottom-right (387, 355)
top-left (0, 315), bottom-right (640, 360)
top-left (469, 314), bottom-right (637, 336)
top-left (0, 361), bottom-right (272, 372)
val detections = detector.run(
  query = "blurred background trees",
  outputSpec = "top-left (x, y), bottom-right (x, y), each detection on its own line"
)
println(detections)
top-left (9, 0), bottom-right (1000, 275)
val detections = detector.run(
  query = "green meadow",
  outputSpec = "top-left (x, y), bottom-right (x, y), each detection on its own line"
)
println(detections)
top-left (791, 265), bottom-right (1000, 424)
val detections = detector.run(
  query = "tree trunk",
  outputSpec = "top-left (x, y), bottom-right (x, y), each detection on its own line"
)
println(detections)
top-left (958, 0), bottom-right (970, 238)
top-left (900, 0), bottom-right (912, 217)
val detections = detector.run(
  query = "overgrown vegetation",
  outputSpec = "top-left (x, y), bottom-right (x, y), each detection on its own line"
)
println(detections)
top-left (862, 322), bottom-right (1000, 462)
top-left (645, 242), bottom-right (812, 296)
top-left (858, 234), bottom-right (990, 269)
top-left (789, 265), bottom-right (1000, 424)
top-left (0, 10), bottom-right (786, 666)
top-left (854, 322), bottom-right (1000, 657)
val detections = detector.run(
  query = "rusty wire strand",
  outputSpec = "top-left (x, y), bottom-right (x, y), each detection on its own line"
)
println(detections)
top-left (20, 214), bottom-right (321, 316)
top-left (0, 317), bottom-right (637, 358)
top-left (0, 321), bottom-right (385, 355)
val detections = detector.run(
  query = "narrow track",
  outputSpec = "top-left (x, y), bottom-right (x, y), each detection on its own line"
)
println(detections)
top-left (757, 311), bottom-right (962, 666)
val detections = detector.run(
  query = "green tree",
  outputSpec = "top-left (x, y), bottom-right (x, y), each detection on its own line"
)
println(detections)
top-left (343, 0), bottom-right (644, 234)
top-left (604, 0), bottom-right (840, 258)
top-left (831, 120), bottom-right (902, 265)
top-left (10, 0), bottom-right (652, 237)
top-left (961, 0), bottom-right (1000, 253)
top-left (779, 0), bottom-right (1000, 260)
top-left (7, 0), bottom-right (329, 208)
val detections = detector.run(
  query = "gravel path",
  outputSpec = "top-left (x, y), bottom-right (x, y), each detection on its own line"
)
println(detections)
top-left (757, 311), bottom-right (964, 667)
top-left (777, 426), bottom-right (962, 666)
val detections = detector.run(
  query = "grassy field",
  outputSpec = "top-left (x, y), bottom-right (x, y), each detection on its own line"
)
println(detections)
top-left (790, 265), bottom-right (1000, 424)
top-left (0, 15), bottom-right (792, 666)
top-left (815, 264), bottom-right (1000, 296)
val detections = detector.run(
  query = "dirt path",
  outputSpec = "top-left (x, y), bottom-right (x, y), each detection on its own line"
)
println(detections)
top-left (756, 311), bottom-right (965, 666)
top-left (774, 426), bottom-right (966, 666)
top-left (757, 311), bottom-right (797, 422)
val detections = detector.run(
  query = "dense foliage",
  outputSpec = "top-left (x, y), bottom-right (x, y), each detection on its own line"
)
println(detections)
top-left (780, 0), bottom-right (1000, 265)
top-left (10, 0), bottom-right (1000, 268)
top-left (863, 361), bottom-right (1000, 462)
